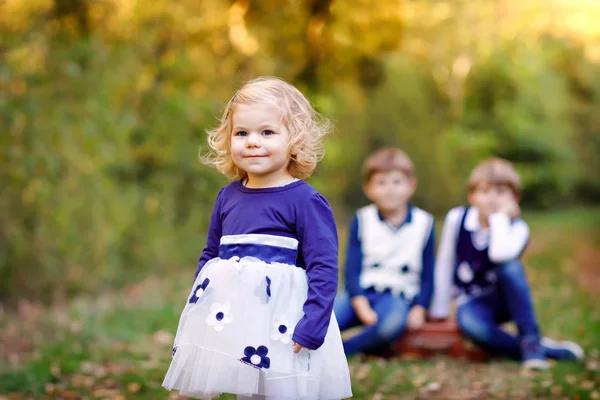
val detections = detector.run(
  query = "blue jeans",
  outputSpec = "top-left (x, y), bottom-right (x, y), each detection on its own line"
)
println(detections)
top-left (457, 260), bottom-right (544, 360)
top-left (334, 289), bottom-right (411, 356)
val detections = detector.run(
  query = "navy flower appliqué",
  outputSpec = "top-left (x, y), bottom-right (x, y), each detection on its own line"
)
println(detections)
top-left (189, 278), bottom-right (211, 304)
top-left (172, 347), bottom-right (177, 357)
top-left (265, 276), bottom-right (271, 298)
top-left (254, 276), bottom-right (272, 304)
top-left (241, 345), bottom-right (271, 369)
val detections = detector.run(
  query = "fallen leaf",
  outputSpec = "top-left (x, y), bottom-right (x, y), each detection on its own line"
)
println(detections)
top-left (582, 380), bottom-right (596, 390)
top-left (93, 365), bottom-right (108, 378)
top-left (84, 376), bottom-right (95, 388)
top-left (70, 321), bottom-right (82, 333)
top-left (50, 364), bottom-right (61, 377)
top-left (355, 364), bottom-right (371, 381)
top-left (551, 386), bottom-right (562, 396)
top-left (80, 361), bottom-right (95, 374)
top-left (471, 381), bottom-right (489, 390)
top-left (59, 390), bottom-right (80, 399)
top-left (375, 358), bottom-right (387, 367)
top-left (93, 388), bottom-right (121, 397)
top-left (591, 391), bottom-right (599, 400)
top-left (566, 375), bottom-right (577, 385)
top-left (128, 382), bottom-right (141, 393)
top-left (152, 330), bottom-right (174, 346)
top-left (45, 383), bottom-right (55, 394)
top-left (412, 376), bottom-right (426, 388)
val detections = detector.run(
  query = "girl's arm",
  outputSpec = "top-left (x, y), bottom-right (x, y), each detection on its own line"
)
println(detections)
top-left (194, 188), bottom-right (224, 280)
top-left (292, 193), bottom-right (339, 350)
top-left (344, 215), bottom-right (364, 298)
top-left (429, 207), bottom-right (462, 319)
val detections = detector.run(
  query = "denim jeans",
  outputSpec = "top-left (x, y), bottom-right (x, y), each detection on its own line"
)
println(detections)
top-left (334, 289), bottom-right (411, 356)
top-left (456, 260), bottom-right (544, 360)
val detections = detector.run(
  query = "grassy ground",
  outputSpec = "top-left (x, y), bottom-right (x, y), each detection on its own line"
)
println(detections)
top-left (1, 208), bottom-right (599, 400)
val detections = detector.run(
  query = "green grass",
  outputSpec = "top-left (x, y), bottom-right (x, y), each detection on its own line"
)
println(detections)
top-left (1, 208), bottom-right (599, 399)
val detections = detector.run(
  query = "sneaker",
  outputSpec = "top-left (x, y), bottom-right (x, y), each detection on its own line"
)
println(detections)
top-left (522, 358), bottom-right (550, 370)
top-left (521, 336), bottom-right (550, 370)
top-left (542, 337), bottom-right (584, 361)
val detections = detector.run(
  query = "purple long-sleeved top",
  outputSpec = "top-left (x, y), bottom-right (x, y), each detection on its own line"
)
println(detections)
top-left (194, 179), bottom-right (339, 350)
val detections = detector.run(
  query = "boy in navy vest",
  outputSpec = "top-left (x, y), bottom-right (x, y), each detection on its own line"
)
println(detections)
top-left (430, 158), bottom-right (583, 369)
top-left (334, 148), bottom-right (435, 355)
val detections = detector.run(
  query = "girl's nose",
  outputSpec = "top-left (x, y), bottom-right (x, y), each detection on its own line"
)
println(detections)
top-left (246, 132), bottom-right (260, 147)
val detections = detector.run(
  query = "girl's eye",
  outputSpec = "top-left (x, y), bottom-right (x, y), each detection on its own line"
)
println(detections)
top-left (262, 130), bottom-right (274, 136)
top-left (235, 131), bottom-right (247, 136)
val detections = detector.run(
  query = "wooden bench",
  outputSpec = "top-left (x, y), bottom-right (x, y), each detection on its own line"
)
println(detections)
top-left (367, 318), bottom-right (489, 361)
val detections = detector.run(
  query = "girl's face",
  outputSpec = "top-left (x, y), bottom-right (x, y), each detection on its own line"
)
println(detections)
top-left (230, 103), bottom-right (293, 187)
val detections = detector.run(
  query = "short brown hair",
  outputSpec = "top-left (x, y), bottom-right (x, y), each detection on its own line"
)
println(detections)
top-left (362, 147), bottom-right (415, 182)
top-left (468, 157), bottom-right (522, 196)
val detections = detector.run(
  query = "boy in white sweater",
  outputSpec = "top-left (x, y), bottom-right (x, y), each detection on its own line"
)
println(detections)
top-left (334, 148), bottom-right (435, 355)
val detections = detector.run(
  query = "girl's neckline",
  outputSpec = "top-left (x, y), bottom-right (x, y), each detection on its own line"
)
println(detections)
top-left (235, 179), bottom-right (304, 193)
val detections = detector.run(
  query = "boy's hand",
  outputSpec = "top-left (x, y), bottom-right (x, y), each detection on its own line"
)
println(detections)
top-left (500, 200), bottom-right (520, 219)
top-left (351, 296), bottom-right (378, 326)
top-left (407, 305), bottom-right (426, 331)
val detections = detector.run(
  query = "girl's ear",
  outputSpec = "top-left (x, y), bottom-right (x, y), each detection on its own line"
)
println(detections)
top-left (288, 143), bottom-right (298, 159)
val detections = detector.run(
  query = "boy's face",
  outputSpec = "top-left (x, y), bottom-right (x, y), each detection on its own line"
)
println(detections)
top-left (364, 170), bottom-right (416, 213)
top-left (468, 182), bottom-right (518, 216)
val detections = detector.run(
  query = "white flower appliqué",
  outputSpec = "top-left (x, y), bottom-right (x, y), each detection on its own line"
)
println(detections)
top-left (205, 302), bottom-right (233, 332)
top-left (457, 262), bottom-right (474, 283)
top-left (271, 319), bottom-right (293, 344)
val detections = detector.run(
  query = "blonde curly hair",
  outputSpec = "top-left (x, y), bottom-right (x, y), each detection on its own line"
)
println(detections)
top-left (202, 76), bottom-right (332, 180)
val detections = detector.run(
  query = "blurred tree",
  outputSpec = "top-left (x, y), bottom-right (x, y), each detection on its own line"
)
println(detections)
top-left (1, 0), bottom-right (599, 304)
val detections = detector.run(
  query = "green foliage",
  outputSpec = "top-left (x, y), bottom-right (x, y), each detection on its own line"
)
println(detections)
top-left (1, 0), bottom-right (600, 302)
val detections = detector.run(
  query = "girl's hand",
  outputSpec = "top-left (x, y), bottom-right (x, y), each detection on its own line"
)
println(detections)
top-left (407, 305), bottom-right (426, 331)
top-left (292, 341), bottom-right (307, 354)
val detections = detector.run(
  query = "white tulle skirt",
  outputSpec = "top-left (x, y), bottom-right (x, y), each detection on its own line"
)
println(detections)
top-left (162, 256), bottom-right (352, 399)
